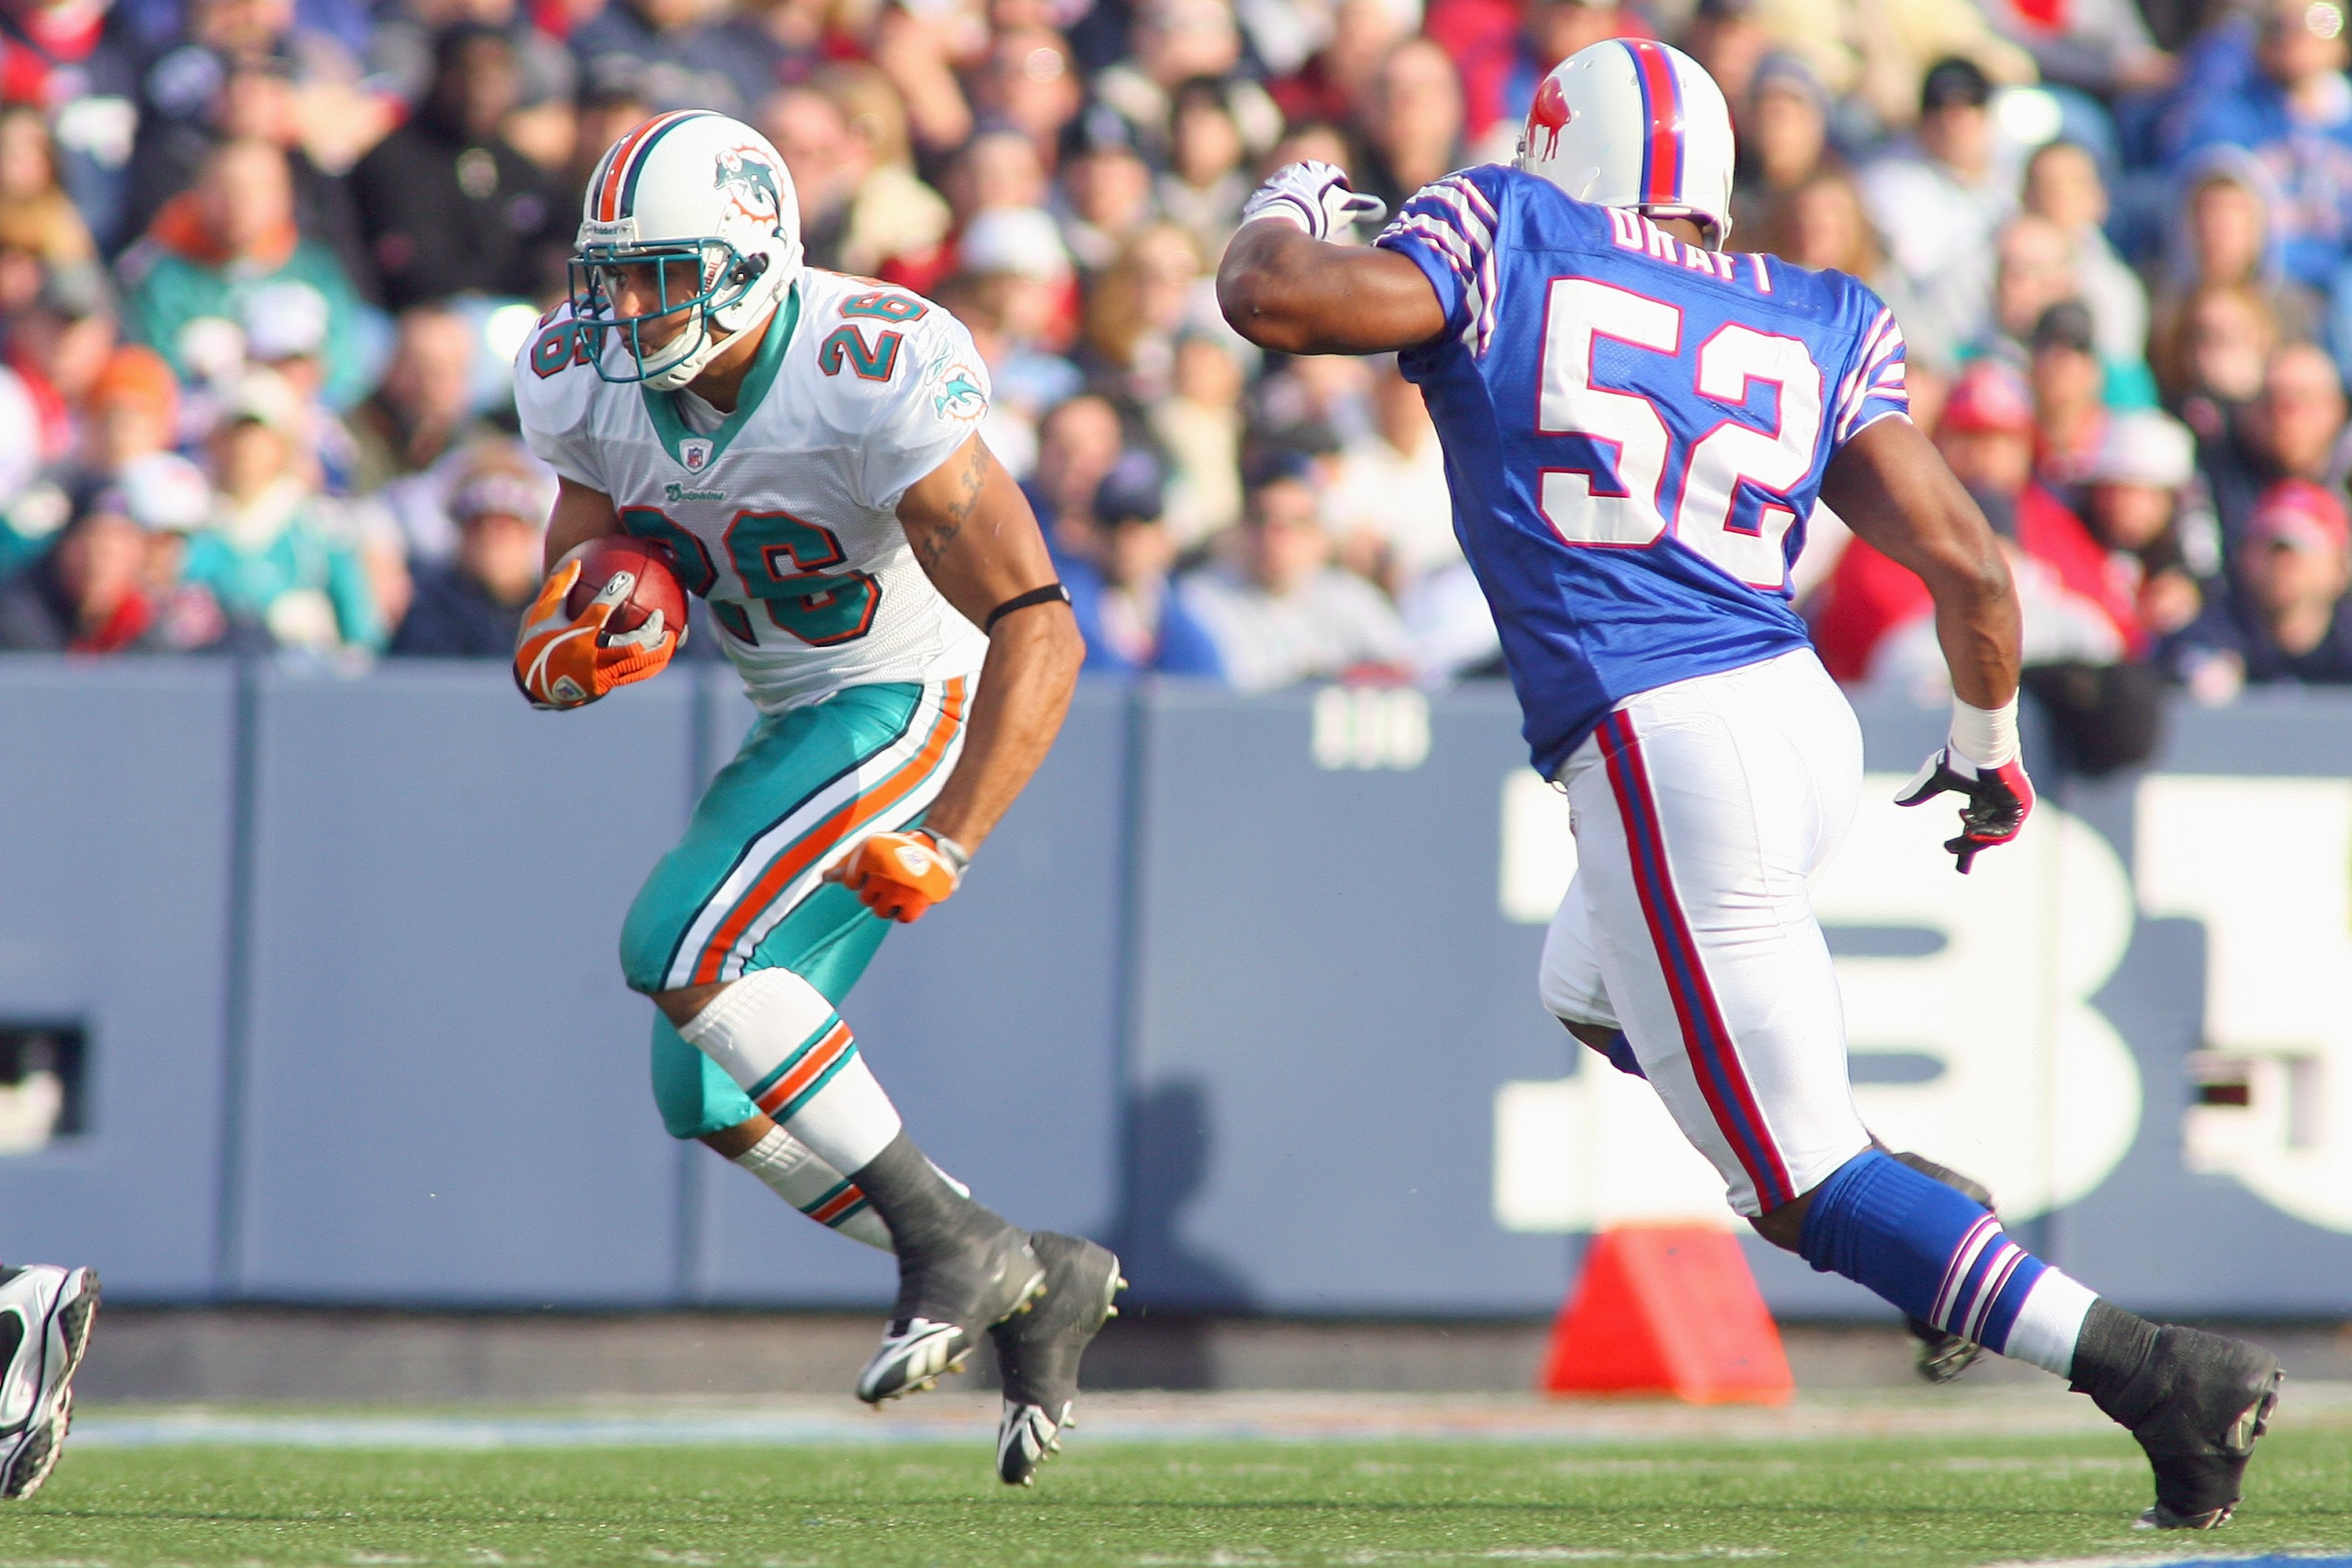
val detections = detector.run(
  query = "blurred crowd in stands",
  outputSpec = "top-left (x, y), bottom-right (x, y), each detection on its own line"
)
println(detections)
top-left (5, 0), bottom-right (2352, 752)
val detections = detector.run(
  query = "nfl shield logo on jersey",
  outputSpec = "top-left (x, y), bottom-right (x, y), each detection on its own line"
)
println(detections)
top-left (679, 438), bottom-right (714, 472)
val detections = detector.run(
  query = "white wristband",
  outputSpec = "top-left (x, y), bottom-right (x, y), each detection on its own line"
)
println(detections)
top-left (1949, 694), bottom-right (2020, 771)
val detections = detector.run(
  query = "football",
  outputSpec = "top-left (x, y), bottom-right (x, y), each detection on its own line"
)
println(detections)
top-left (562, 535), bottom-right (689, 647)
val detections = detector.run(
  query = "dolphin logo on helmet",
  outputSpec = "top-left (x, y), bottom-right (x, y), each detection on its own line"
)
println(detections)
top-left (714, 146), bottom-right (784, 223)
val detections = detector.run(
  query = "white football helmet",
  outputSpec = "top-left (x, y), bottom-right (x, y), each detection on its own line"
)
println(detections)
top-left (1516, 40), bottom-right (1736, 248)
top-left (571, 111), bottom-right (805, 390)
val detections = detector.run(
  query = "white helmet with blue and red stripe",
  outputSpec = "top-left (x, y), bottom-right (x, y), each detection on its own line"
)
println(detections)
top-left (571, 110), bottom-right (805, 390)
top-left (1516, 40), bottom-right (1736, 250)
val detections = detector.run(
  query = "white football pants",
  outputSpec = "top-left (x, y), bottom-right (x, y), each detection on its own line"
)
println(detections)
top-left (1540, 648), bottom-right (1874, 1218)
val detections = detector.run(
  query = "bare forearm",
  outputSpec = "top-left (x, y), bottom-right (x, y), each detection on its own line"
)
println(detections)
top-left (921, 607), bottom-right (1085, 852)
top-left (1216, 222), bottom-right (1447, 356)
top-left (1822, 419), bottom-right (2022, 709)
top-left (543, 478), bottom-right (623, 572)
top-left (1927, 556), bottom-right (2021, 710)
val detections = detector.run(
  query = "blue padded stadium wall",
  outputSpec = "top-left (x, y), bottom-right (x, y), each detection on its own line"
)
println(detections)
top-left (3, 655), bottom-right (2352, 1318)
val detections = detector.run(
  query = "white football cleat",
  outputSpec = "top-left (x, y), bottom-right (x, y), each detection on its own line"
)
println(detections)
top-left (0, 1265), bottom-right (99, 1500)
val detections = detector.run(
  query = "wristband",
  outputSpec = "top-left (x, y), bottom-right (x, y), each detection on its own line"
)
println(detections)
top-left (985, 582), bottom-right (1070, 632)
top-left (927, 832), bottom-right (971, 879)
top-left (1949, 693), bottom-right (2020, 771)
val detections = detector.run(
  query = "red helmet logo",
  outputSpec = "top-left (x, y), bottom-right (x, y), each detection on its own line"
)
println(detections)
top-left (1530, 75), bottom-right (1572, 159)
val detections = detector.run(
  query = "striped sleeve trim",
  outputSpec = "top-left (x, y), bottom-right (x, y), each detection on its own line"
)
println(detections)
top-left (1833, 307), bottom-right (1909, 442)
top-left (1376, 173), bottom-right (1502, 357)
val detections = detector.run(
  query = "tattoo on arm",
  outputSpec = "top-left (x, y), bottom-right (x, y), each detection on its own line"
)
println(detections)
top-left (914, 439), bottom-right (988, 570)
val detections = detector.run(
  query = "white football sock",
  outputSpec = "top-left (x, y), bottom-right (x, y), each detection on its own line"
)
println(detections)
top-left (679, 968), bottom-right (903, 1173)
top-left (2000, 1268), bottom-right (2100, 1377)
top-left (730, 1126), bottom-right (894, 1251)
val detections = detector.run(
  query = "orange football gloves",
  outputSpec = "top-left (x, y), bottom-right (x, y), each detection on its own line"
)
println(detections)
top-left (513, 559), bottom-right (678, 710)
top-left (829, 830), bottom-right (970, 922)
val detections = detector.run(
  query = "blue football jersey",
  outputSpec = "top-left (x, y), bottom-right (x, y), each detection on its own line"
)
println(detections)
top-left (1375, 163), bottom-right (1910, 777)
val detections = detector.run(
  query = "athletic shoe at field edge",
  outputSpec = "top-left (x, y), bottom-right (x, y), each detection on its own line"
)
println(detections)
top-left (2101, 1326), bottom-right (2283, 1528)
top-left (0, 1265), bottom-right (99, 1500)
top-left (856, 1224), bottom-right (1044, 1405)
top-left (992, 1232), bottom-right (1123, 1486)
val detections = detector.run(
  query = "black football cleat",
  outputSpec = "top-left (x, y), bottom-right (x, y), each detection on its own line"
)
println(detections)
top-left (991, 1232), bottom-right (1123, 1486)
top-left (856, 1220), bottom-right (1044, 1406)
top-left (2076, 1314), bottom-right (2282, 1529)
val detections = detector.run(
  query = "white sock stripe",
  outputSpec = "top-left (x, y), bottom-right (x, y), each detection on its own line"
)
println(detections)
top-left (679, 967), bottom-right (838, 1093)
top-left (1930, 1214), bottom-right (2000, 1329)
top-left (2001, 1269), bottom-right (2098, 1377)
top-left (663, 681), bottom-right (952, 991)
top-left (1960, 1242), bottom-right (2025, 1346)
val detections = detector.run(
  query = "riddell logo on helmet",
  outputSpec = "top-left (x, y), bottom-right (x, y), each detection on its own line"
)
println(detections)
top-left (714, 146), bottom-right (783, 224)
top-left (1530, 77), bottom-right (1572, 158)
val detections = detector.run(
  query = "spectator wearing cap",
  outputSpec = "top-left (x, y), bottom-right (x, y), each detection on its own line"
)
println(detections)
top-left (389, 456), bottom-right (548, 656)
top-left (2201, 340), bottom-right (2351, 558)
top-left (0, 489), bottom-right (156, 653)
top-left (348, 23), bottom-right (565, 313)
top-left (1732, 53), bottom-right (1832, 242)
top-left (1861, 60), bottom-right (2018, 362)
top-left (1176, 455), bottom-right (1416, 693)
top-left (1057, 109), bottom-right (1157, 275)
top-left (2084, 409), bottom-right (2219, 638)
top-left (1061, 452), bottom-right (1222, 678)
top-left (240, 279), bottom-right (360, 493)
top-left (2022, 142), bottom-right (2151, 375)
top-left (2028, 300), bottom-right (2113, 513)
top-left (6, 262), bottom-right (118, 467)
top-left (1352, 39), bottom-right (1466, 215)
top-left (117, 138), bottom-right (373, 409)
top-left (2179, 0), bottom-right (2352, 299)
top-left (1812, 363), bottom-right (2139, 683)
top-left (74, 347), bottom-right (211, 536)
top-left (2171, 476), bottom-right (2352, 695)
top-left (184, 369), bottom-right (380, 652)
top-left (1326, 355), bottom-right (1458, 596)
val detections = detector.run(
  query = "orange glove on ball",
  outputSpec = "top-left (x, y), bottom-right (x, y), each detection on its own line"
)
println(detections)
top-left (829, 830), bottom-right (969, 922)
top-left (513, 560), bottom-right (677, 710)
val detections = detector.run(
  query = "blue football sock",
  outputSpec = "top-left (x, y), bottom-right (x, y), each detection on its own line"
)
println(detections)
top-left (1798, 1149), bottom-right (2092, 1371)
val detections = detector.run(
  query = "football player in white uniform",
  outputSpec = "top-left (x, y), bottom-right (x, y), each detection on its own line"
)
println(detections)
top-left (511, 110), bottom-right (1116, 1485)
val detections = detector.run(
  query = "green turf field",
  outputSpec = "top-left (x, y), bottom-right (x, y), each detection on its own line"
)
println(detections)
top-left (5, 1431), bottom-right (2349, 1568)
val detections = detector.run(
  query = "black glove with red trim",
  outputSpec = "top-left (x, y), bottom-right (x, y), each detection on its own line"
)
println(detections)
top-left (1894, 747), bottom-right (2035, 875)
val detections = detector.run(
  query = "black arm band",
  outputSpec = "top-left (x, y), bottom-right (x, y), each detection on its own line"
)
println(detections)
top-left (984, 583), bottom-right (1071, 633)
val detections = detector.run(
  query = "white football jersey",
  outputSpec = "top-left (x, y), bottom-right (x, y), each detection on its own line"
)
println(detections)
top-left (514, 269), bottom-right (993, 713)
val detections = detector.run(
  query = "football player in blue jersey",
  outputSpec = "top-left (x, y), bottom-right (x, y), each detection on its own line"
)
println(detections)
top-left (1219, 39), bottom-right (2281, 1531)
